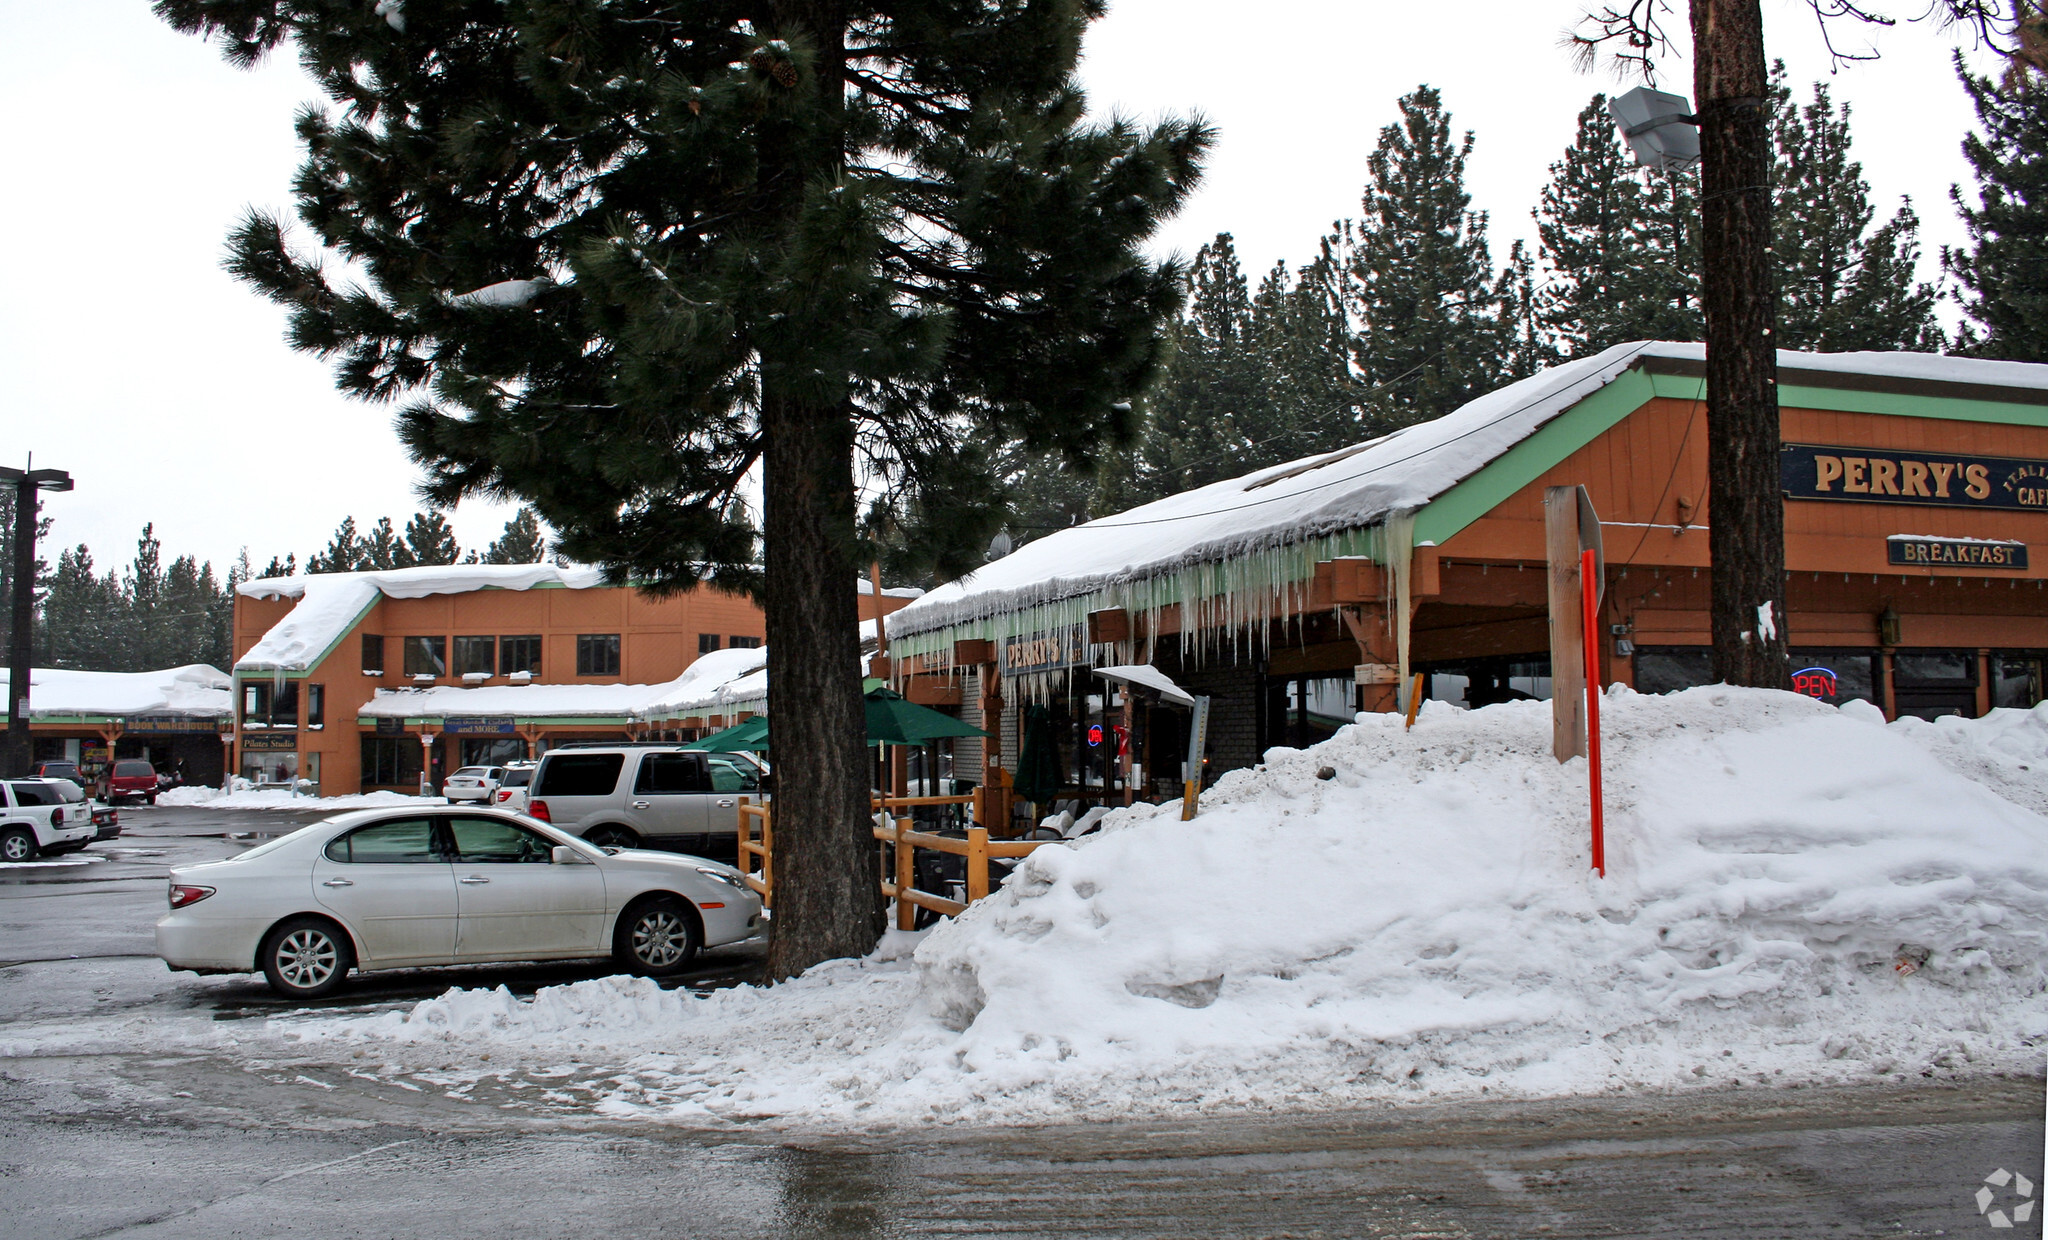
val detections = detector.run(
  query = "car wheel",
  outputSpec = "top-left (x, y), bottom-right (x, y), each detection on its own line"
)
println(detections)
top-left (613, 896), bottom-right (699, 977)
top-left (585, 826), bottom-right (639, 851)
top-left (0, 829), bottom-right (37, 863)
top-left (146, 794), bottom-right (156, 806)
top-left (260, 916), bottom-right (354, 999)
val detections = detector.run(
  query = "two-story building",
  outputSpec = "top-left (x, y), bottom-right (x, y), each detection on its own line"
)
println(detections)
top-left (231, 564), bottom-right (917, 794)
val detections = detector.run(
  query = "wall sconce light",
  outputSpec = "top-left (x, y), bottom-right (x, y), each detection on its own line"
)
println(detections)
top-left (1878, 606), bottom-right (1902, 647)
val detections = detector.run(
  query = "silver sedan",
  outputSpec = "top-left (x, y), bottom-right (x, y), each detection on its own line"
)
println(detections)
top-left (156, 807), bottom-right (763, 998)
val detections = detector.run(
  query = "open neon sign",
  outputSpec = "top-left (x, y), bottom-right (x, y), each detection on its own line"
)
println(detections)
top-left (1791, 666), bottom-right (1839, 699)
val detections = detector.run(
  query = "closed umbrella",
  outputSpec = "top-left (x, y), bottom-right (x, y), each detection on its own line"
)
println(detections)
top-left (1013, 704), bottom-right (1062, 807)
top-left (863, 686), bottom-right (988, 745)
top-left (683, 716), bottom-right (770, 752)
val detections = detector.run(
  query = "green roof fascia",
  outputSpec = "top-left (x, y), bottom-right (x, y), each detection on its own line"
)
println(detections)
top-left (1412, 367), bottom-right (1660, 550)
top-left (1649, 371), bottom-right (2048, 427)
top-left (23, 714), bottom-right (122, 726)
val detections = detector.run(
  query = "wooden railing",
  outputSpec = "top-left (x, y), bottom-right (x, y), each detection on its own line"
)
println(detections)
top-left (872, 814), bottom-right (1051, 930)
top-left (736, 796), bottom-right (772, 905)
top-left (737, 792), bottom-right (1053, 924)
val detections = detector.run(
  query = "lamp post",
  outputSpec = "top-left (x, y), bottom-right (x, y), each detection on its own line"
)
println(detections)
top-left (419, 730), bottom-right (437, 798)
top-left (3, 464), bottom-right (73, 777)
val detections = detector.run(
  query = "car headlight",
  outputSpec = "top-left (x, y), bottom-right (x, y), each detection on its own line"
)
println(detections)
top-left (694, 866), bottom-right (750, 893)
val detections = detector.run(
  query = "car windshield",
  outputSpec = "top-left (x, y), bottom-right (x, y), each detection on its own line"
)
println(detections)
top-left (115, 761), bottom-right (154, 777)
top-left (48, 782), bottom-right (86, 804)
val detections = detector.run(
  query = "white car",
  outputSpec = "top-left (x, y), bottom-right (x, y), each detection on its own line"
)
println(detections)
top-left (156, 807), bottom-right (764, 998)
top-left (441, 765), bottom-right (506, 803)
top-left (490, 761), bottom-right (539, 813)
top-left (2, 779), bottom-right (97, 862)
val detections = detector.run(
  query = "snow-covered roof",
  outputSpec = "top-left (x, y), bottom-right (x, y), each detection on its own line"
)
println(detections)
top-left (0, 665), bottom-right (231, 719)
top-left (356, 681), bottom-right (654, 721)
top-left (235, 564), bottom-right (608, 673)
top-left (633, 646), bottom-right (770, 719)
top-left (890, 341), bottom-right (2048, 639)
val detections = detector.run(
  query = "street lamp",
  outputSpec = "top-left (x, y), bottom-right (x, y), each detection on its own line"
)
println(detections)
top-left (3, 464), bottom-right (73, 777)
top-left (1608, 86), bottom-right (1700, 170)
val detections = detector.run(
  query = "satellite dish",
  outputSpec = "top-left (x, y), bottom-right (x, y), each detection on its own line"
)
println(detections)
top-left (1609, 87), bottom-right (1700, 171)
top-left (986, 530), bottom-right (1014, 561)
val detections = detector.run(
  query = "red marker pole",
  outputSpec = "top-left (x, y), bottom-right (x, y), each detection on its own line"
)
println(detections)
top-left (1581, 547), bottom-right (1605, 877)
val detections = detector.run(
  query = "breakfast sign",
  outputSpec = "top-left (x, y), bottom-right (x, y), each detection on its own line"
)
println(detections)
top-left (1781, 443), bottom-right (2048, 512)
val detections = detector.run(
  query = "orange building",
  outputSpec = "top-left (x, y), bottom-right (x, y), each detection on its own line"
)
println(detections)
top-left (232, 565), bottom-right (916, 795)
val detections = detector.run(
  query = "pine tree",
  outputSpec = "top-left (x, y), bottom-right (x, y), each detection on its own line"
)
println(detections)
top-left (257, 553), bottom-right (296, 580)
top-left (1772, 77), bottom-right (1943, 352)
top-left (1248, 250), bottom-right (1360, 464)
top-left (1948, 59), bottom-right (2048, 361)
top-left (308, 517), bottom-right (363, 573)
top-left (1136, 234), bottom-right (1269, 495)
top-left (165, 0), bottom-right (1208, 976)
top-left (1348, 86), bottom-right (1506, 432)
top-left (397, 511), bottom-right (461, 567)
top-left (1533, 94), bottom-right (1702, 358)
top-left (358, 519), bottom-right (401, 572)
top-left (36, 547), bottom-right (122, 670)
top-left (483, 508), bottom-right (550, 564)
top-left (125, 525), bottom-right (167, 672)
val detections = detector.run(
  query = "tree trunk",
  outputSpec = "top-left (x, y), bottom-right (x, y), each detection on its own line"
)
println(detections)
top-left (1692, 0), bottom-right (1791, 689)
top-left (761, 392), bottom-right (878, 980)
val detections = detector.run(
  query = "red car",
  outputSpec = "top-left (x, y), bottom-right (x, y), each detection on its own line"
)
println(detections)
top-left (106, 759), bottom-right (161, 805)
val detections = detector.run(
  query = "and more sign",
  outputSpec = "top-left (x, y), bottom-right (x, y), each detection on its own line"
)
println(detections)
top-left (1886, 536), bottom-right (2029, 569)
top-left (442, 716), bottom-right (517, 735)
top-left (1782, 443), bottom-right (2048, 512)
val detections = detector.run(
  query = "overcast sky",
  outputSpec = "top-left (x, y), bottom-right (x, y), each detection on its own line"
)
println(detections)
top-left (0, 1), bottom-right (2004, 575)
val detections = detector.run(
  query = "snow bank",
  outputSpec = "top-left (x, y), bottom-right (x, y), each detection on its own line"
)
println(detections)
top-left (157, 785), bottom-right (444, 811)
top-left (255, 687), bottom-right (2047, 1129)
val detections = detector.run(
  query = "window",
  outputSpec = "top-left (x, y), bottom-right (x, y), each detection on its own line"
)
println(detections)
top-left (1632, 648), bottom-right (1713, 696)
top-left (7, 782), bottom-right (59, 807)
top-left (1786, 651), bottom-right (1876, 707)
top-left (698, 633), bottom-right (721, 654)
top-left (361, 634), bottom-right (385, 675)
top-left (114, 759), bottom-right (155, 778)
top-left (728, 635), bottom-right (762, 650)
top-left (323, 818), bottom-right (444, 864)
top-left (403, 636), bottom-right (449, 678)
top-left (1994, 654), bottom-right (2045, 710)
top-left (447, 816), bottom-right (554, 863)
top-left (500, 635), bottom-right (542, 676)
top-left (576, 634), bottom-right (621, 677)
top-left (707, 756), bottom-right (760, 793)
top-left (534, 752), bottom-right (625, 797)
top-left (634, 752), bottom-right (709, 794)
top-left (239, 681), bottom-right (298, 727)
top-left (453, 636), bottom-right (496, 677)
top-left (306, 683), bottom-right (325, 728)
top-left (360, 736), bottom-right (422, 788)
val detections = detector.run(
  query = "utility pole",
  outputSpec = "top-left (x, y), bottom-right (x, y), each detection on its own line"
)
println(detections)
top-left (3, 464), bottom-right (73, 776)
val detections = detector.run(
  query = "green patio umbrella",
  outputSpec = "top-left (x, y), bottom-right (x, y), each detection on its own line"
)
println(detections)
top-left (863, 686), bottom-right (988, 746)
top-left (683, 715), bottom-right (770, 752)
top-left (1012, 704), bottom-right (1063, 807)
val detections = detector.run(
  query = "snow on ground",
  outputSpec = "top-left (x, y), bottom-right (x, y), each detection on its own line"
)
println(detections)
top-left (16, 688), bottom-right (2045, 1130)
top-left (156, 784), bottom-right (445, 811)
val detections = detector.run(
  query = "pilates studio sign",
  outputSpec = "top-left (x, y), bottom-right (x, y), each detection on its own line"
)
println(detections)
top-left (1781, 443), bottom-right (2048, 511)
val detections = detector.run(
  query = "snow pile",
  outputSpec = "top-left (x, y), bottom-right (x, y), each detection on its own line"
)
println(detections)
top-left (268, 688), bottom-right (2047, 1127)
top-left (235, 564), bottom-right (605, 673)
top-left (0, 664), bottom-right (230, 718)
top-left (158, 784), bottom-right (444, 810)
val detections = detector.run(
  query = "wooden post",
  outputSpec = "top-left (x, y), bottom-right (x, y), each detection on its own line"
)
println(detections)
top-left (1546, 486), bottom-right (1587, 762)
top-left (893, 815), bottom-right (915, 931)
top-left (1402, 673), bottom-right (1425, 730)
top-left (1340, 607), bottom-right (1401, 714)
top-left (966, 826), bottom-right (990, 902)
top-left (760, 801), bottom-right (773, 907)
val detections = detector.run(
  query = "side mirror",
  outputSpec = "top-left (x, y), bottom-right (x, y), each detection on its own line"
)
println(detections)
top-left (551, 845), bottom-right (593, 865)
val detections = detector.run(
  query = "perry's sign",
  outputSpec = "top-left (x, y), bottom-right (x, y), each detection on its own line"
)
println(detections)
top-left (1886, 536), bottom-right (2029, 569)
top-left (1782, 443), bottom-right (2048, 512)
top-left (999, 626), bottom-right (1086, 677)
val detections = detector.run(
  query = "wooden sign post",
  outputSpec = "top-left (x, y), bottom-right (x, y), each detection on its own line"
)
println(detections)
top-left (1180, 695), bottom-right (1211, 821)
top-left (1546, 485), bottom-right (1607, 876)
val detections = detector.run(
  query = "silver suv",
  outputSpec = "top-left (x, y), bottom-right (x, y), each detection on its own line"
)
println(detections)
top-left (2, 779), bottom-right (97, 862)
top-left (525, 746), bottom-right (764, 863)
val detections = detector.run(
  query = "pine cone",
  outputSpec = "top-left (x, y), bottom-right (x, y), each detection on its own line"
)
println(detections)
top-left (772, 61), bottom-right (798, 88)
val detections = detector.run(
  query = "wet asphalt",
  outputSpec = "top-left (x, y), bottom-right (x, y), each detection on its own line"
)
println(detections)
top-left (0, 805), bottom-right (2041, 1239)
